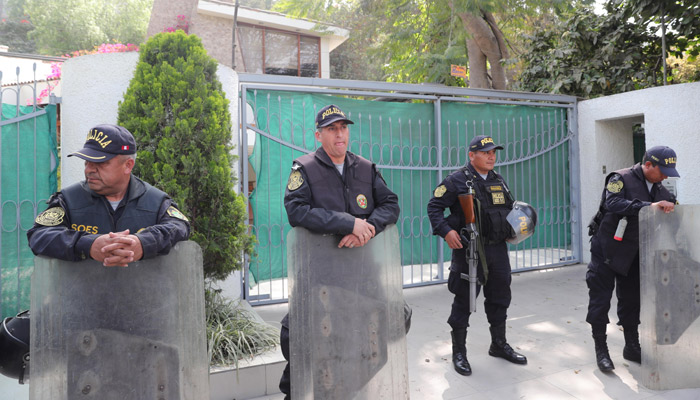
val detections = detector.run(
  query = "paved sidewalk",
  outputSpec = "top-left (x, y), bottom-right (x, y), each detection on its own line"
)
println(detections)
top-left (251, 264), bottom-right (700, 400)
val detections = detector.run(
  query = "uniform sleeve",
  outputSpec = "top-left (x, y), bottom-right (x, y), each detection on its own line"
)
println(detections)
top-left (427, 177), bottom-right (459, 238)
top-left (134, 199), bottom-right (191, 259)
top-left (604, 173), bottom-right (650, 216)
top-left (366, 166), bottom-right (400, 234)
top-left (284, 165), bottom-right (355, 234)
top-left (26, 193), bottom-right (97, 261)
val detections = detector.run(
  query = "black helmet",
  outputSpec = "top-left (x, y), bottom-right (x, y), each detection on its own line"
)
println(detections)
top-left (506, 201), bottom-right (538, 244)
top-left (0, 310), bottom-right (30, 383)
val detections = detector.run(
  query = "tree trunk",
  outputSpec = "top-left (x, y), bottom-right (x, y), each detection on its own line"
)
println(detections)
top-left (452, 7), bottom-right (509, 90)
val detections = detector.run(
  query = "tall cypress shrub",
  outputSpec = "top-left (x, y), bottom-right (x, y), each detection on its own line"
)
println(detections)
top-left (117, 31), bottom-right (253, 281)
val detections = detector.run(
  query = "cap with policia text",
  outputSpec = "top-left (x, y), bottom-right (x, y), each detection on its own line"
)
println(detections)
top-left (645, 146), bottom-right (679, 177)
top-left (469, 135), bottom-right (504, 152)
top-left (315, 104), bottom-right (355, 128)
top-left (68, 124), bottom-right (137, 163)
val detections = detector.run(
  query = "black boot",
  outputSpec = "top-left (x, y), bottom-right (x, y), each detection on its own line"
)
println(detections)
top-left (451, 329), bottom-right (472, 376)
top-left (622, 326), bottom-right (641, 363)
top-left (593, 334), bottom-right (615, 372)
top-left (488, 324), bottom-right (527, 365)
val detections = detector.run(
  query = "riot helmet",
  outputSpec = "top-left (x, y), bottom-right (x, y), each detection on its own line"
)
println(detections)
top-left (506, 201), bottom-right (538, 244)
top-left (0, 309), bottom-right (30, 383)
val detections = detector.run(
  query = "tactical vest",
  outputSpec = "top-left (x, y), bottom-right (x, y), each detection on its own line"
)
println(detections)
top-left (61, 179), bottom-right (167, 235)
top-left (596, 166), bottom-right (674, 275)
top-left (296, 152), bottom-right (375, 218)
top-left (466, 167), bottom-right (515, 244)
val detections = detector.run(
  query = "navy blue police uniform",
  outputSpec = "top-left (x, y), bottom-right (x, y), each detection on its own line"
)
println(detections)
top-left (586, 164), bottom-right (676, 327)
top-left (427, 135), bottom-right (527, 376)
top-left (27, 176), bottom-right (190, 260)
top-left (586, 145), bottom-right (679, 372)
top-left (427, 163), bottom-right (514, 329)
top-left (278, 104), bottom-right (400, 398)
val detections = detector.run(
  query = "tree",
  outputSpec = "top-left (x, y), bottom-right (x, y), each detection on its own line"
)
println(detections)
top-left (23, 0), bottom-right (152, 55)
top-left (275, 0), bottom-right (591, 88)
top-left (117, 31), bottom-right (254, 281)
top-left (0, 0), bottom-right (36, 53)
top-left (515, 6), bottom-right (664, 98)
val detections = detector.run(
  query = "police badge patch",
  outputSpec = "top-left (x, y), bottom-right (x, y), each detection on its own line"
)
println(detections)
top-left (606, 180), bottom-right (623, 194)
top-left (492, 192), bottom-right (505, 204)
top-left (167, 206), bottom-right (189, 222)
top-left (35, 207), bottom-right (65, 226)
top-left (287, 170), bottom-right (303, 191)
top-left (434, 185), bottom-right (447, 198)
top-left (356, 194), bottom-right (368, 209)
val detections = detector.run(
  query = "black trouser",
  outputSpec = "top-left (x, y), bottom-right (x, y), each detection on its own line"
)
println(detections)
top-left (447, 241), bottom-right (512, 330)
top-left (279, 322), bottom-right (290, 399)
top-left (585, 250), bottom-right (641, 327)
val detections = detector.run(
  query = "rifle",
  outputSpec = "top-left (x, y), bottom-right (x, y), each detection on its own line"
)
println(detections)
top-left (457, 185), bottom-right (478, 313)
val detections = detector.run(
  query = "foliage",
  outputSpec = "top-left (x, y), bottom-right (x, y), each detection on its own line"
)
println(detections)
top-left (23, 0), bottom-right (153, 55)
top-left (612, 0), bottom-right (700, 59)
top-left (0, 17), bottom-right (36, 53)
top-left (163, 14), bottom-right (190, 34)
top-left (515, 6), bottom-right (664, 98)
top-left (117, 31), bottom-right (255, 281)
top-left (206, 288), bottom-right (279, 367)
top-left (274, 0), bottom-right (592, 85)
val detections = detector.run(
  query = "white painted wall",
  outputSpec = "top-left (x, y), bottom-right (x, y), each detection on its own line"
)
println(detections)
top-left (60, 52), bottom-right (243, 299)
top-left (577, 82), bottom-right (700, 262)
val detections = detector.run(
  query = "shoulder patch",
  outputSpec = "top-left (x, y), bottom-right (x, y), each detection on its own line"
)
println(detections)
top-left (167, 206), bottom-right (189, 222)
top-left (606, 179), bottom-right (624, 194)
top-left (434, 185), bottom-right (447, 198)
top-left (35, 207), bottom-right (65, 226)
top-left (287, 170), bottom-right (303, 191)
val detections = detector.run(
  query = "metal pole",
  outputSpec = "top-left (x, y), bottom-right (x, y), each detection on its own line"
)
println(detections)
top-left (661, 5), bottom-right (667, 85)
top-left (232, 0), bottom-right (240, 69)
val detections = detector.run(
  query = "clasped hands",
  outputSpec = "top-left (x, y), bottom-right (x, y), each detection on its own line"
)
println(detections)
top-left (338, 218), bottom-right (376, 249)
top-left (89, 229), bottom-right (143, 267)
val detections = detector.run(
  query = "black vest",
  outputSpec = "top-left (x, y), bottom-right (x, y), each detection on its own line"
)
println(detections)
top-left (61, 177), bottom-right (167, 235)
top-left (466, 165), bottom-right (515, 244)
top-left (596, 165), bottom-right (674, 275)
top-left (296, 151), bottom-right (375, 218)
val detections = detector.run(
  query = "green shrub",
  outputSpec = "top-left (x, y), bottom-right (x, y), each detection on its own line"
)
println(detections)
top-left (117, 31), bottom-right (254, 280)
top-left (206, 288), bottom-right (279, 367)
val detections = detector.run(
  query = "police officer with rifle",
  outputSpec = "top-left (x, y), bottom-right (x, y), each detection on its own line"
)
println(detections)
top-left (427, 135), bottom-right (535, 376)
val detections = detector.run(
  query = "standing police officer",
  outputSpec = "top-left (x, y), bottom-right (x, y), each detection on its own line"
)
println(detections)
top-left (279, 104), bottom-right (400, 399)
top-left (427, 135), bottom-right (527, 376)
top-left (27, 124), bottom-right (190, 266)
top-left (586, 146), bottom-right (678, 372)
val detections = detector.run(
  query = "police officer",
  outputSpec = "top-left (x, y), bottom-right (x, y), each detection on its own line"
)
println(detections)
top-left (279, 104), bottom-right (400, 399)
top-left (27, 124), bottom-right (190, 266)
top-left (586, 146), bottom-right (678, 372)
top-left (427, 135), bottom-right (527, 376)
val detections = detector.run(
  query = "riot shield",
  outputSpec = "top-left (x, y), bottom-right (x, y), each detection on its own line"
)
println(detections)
top-left (29, 241), bottom-right (209, 400)
top-left (639, 205), bottom-right (700, 390)
top-left (287, 225), bottom-right (409, 399)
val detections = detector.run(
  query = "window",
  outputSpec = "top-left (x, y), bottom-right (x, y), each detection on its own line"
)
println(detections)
top-left (237, 24), bottom-right (320, 77)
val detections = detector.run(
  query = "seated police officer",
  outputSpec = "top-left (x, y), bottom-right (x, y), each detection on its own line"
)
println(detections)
top-left (27, 124), bottom-right (190, 266)
top-left (2, 125), bottom-right (191, 383)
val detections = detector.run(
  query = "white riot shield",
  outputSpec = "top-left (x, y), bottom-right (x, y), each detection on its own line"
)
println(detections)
top-left (29, 241), bottom-right (209, 400)
top-left (639, 205), bottom-right (700, 390)
top-left (287, 225), bottom-right (409, 399)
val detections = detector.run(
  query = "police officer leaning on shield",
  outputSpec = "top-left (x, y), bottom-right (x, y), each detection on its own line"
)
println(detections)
top-left (279, 104), bottom-right (401, 399)
top-left (0, 124), bottom-right (190, 382)
top-left (585, 146), bottom-right (678, 372)
top-left (427, 135), bottom-right (535, 376)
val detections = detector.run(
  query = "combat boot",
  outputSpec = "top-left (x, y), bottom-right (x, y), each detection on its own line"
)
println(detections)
top-left (488, 324), bottom-right (527, 365)
top-left (451, 329), bottom-right (472, 376)
top-left (622, 326), bottom-right (641, 363)
top-left (593, 334), bottom-right (615, 372)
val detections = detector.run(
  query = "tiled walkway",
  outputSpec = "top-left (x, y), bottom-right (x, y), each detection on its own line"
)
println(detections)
top-left (252, 264), bottom-right (700, 400)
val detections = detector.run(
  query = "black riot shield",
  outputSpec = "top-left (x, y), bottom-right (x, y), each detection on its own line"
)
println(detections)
top-left (29, 241), bottom-right (209, 400)
top-left (639, 205), bottom-right (700, 390)
top-left (287, 225), bottom-right (409, 400)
